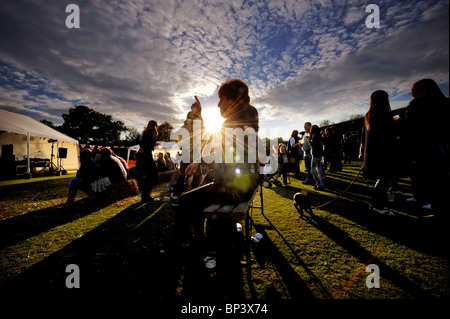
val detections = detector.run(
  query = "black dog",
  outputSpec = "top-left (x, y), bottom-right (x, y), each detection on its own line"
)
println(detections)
top-left (293, 192), bottom-right (313, 217)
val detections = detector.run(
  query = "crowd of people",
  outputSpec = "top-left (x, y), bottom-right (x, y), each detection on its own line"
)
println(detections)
top-left (59, 147), bottom-right (128, 208)
top-left (269, 78), bottom-right (449, 217)
top-left (156, 152), bottom-right (175, 172)
top-left (61, 78), bottom-right (448, 221)
top-left (272, 123), bottom-right (355, 190)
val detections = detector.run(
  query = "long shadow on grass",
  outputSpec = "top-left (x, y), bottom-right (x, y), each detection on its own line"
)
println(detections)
top-left (304, 213), bottom-right (434, 299)
top-left (250, 213), bottom-right (325, 299)
top-left (306, 175), bottom-right (449, 259)
top-left (0, 199), bottom-right (114, 250)
top-left (0, 200), bottom-right (186, 305)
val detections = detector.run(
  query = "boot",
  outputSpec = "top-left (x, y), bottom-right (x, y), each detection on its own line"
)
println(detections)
top-left (59, 189), bottom-right (77, 209)
top-left (85, 190), bottom-right (97, 205)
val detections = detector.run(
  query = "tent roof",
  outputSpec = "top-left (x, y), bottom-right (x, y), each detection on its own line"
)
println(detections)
top-left (0, 109), bottom-right (78, 144)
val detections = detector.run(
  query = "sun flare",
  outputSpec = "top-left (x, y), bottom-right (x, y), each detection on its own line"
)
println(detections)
top-left (202, 107), bottom-right (224, 134)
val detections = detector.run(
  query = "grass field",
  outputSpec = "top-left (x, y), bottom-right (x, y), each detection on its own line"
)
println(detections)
top-left (0, 161), bottom-right (448, 311)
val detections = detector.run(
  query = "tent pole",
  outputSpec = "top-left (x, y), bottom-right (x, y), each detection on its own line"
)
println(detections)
top-left (26, 132), bottom-right (31, 176)
top-left (56, 141), bottom-right (60, 175)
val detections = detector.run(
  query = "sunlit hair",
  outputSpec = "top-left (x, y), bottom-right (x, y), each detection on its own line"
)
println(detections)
top-left (218, 78), bottom-right (250, 105)
top-left (147, 120), bottom-right (158, 129)
top-left (145, 120), bottom-right (158, 135)
top-left (365, 90), bottom-right (392, 131)
top-left (278, 143), bottom-right (286, 153)
top-left (290, 130), bottom-right (299, 138)
top-left (411, 79), bottom-right (447, 102)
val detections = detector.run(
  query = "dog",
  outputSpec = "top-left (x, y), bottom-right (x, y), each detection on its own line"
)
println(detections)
top-left (293, 192), bottom-right (313, 218)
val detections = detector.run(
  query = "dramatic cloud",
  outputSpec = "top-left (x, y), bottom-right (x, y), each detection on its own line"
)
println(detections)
top-left (0, 0), bottom-right (448, 139)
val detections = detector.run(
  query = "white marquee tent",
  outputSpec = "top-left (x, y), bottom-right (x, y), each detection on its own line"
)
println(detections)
top-left (0, 109), bottom-right (80, 177)
top-left (126, 141), bottom-right (178, 166)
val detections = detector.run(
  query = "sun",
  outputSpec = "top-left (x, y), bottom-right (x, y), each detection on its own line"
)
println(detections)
top-left (202, 107), bottom-right (224, 134)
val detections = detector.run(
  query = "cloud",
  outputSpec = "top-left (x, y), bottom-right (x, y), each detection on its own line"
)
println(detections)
top-left (255, 0), bottom-right (449, 134)
top-left (0, 0), bottom-right (448, 140)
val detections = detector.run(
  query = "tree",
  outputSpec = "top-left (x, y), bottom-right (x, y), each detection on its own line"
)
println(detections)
top-left (319, 119), bottom-right (334, 127)
top-left (157, 121), bottom-right (174, 142)
top-left (40, 119), bottom-right (57, 129)
top-left (340, 114), bottom-right (364, 122)
top-left (59, 105), bottom-right (127, 145)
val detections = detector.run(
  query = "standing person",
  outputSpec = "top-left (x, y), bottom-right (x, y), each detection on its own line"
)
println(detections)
top-left (342, 133), bottom-right (353, 164)
top-left (302, 122), bottom-right (315, 185)
top-left (360, 90), bottom-right (396, 215)
top-left (310, 125), bottom-right (325, 190)
top-left (322, 128), bottom-right (331, 171)
top-left (136, 120), bottom-right (164, 202)
top-left (288, 130), bottom-right (302, 178)
top-left (171, 99), bottom-right (205, 203)
top-left (175, 78), bottom-right (260, 244)
top-left (401, 79), bottom-right (450, 217)
top-left (277, 143), bottom-right (290, 187)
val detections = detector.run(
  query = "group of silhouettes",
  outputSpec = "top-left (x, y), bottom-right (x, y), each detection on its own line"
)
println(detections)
top-left (61, 78), bottom-right (449, 220)
top-left (59, 147), bottom-right (128, 208)
top-left (269, 78), bottom-right (449, 217)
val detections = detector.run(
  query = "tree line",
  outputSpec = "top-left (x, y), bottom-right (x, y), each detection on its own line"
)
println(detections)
top-left (40, 105), bottom-right (173, 146)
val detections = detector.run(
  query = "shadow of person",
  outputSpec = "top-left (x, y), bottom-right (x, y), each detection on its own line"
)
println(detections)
top-left (305, 213), bottom-right (433, 299)
top-left (181, 221), bottom-right (246, 301)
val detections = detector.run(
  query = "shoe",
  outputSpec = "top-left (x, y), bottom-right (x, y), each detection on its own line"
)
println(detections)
top-left (314, 185), bottom-right (324, 191)
top-left (171, 193), bottom-right (179, 200)
top-left (370, 205), bottom-right (395, 216)
top-left (282, 184), bottom-right (287, 187)
top-left (406, 197), bottom-right (417, 202)
top-left (422, 203), bottom-right (432, 210)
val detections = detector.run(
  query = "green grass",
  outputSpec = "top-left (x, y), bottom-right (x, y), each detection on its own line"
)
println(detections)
top-left (0, 161), bottom-right (448, 304)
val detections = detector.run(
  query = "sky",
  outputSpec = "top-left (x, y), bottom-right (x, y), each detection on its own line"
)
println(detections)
top-left (0, 0), bottom-right (448, 140)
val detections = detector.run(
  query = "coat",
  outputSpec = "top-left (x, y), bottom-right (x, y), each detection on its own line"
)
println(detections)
top-left (360, 116), bottom-right (396, 179)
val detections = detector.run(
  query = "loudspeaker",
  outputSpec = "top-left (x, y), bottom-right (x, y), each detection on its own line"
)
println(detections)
top-left (2, 144), bottom-right (13, 159)
top-left (58, 147), bottom-right (68, 159)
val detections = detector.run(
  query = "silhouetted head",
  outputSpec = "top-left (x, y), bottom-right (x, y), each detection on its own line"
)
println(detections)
top-left (100, 147), bottom-right (112, 158)
top-left (218, 79), bottom-right (250, 117)
top-left (365, 90), bottom-right (392, 131)
top-left (411, 79), bottom-right (447, 102)
top-left (310, 125), bottom-right (320, 135)
top-left (217, 78), bottom-right (258, 131)
top-left (80, 148), bottom-right (93, 163)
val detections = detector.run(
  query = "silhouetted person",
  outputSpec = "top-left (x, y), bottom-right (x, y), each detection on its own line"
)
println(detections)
top-left (360, 90), bottom-right (396, 215)
top-left (401, 79), bottom-right (450, 218)
top-left (136, 120), bottom-right (164, 202)
top-left (175, 79), bottom-right (260, 244)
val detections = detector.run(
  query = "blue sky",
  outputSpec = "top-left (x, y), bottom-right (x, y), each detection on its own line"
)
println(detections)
top-left (0, 0), bottom-right (448, 139)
